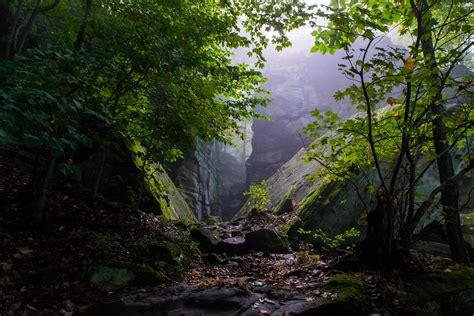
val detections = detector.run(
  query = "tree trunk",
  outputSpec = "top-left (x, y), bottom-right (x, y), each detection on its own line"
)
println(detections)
top-left (411, 0), bottom-right (470, 264)
top-left (91, 147), bottom-right (106, 199)
top-left (74, 0), bottom-right (93, 51)
top-left (430, 100), bottom-right (468, 263)
top-left (362, 190), bottom-right (399, 268)
top-left (27, 156), bottom-right (56, 225)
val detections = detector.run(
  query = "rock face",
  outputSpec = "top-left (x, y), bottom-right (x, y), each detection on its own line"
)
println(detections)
top-left (129, 142), bottom-right (196, 223)
top-left (217, 151), bottom-right (247, 220)
top-left (246, 119), bottom-right (302, 185)
top-left (244, 38), bottom-right (386, 185)
top-left (169, 140), bottom-right (247, 221)
top-left (168, 140), bottom-right (219, 221)
top-left (237, 123), bottom-right (473, 241)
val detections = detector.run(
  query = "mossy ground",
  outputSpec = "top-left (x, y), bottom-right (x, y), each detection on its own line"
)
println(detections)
top-left (322, 274), bottom-right (369, 310)
top-left (400, 266), bottom-right (474, 315)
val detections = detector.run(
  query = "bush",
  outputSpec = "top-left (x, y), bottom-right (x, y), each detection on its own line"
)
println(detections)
top-left (243, 180), bottom-right (270, 212)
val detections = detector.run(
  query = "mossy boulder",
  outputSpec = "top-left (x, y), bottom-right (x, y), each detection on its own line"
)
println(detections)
top-left (400, 266), bottom-right (474, 315)
top-left (129, 141), bottom-right (197, 224)
top-left (236, 116), bottom-right (472, 242)
top-left (130, 266), bottom-right (165, 286)
top-left (245, 229), bottom-right (289, 253)
top-left (234, 139), bottom-right (379, 237)
top-left (318, 273), bottom-right (370, 314)
top-left (190, 226), bottom-right (222, 253)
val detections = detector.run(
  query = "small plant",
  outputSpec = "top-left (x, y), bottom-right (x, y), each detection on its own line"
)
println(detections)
top-left (89, 232), bottom-right (121, 258)
top-left (89, 266), bottom-right (134, 288)
top-left (298, 227), bottom-right (361, 252)
top-left (314, 227), bottom-right (361, 251)
top-left (243, 180), bottom-right (270, 212)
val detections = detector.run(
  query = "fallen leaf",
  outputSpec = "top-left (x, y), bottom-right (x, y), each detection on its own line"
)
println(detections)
top-left (1, 262), bottom-right (13, 272)
top-left (13, 253), bottom-right (23, 259)
top-left (19, 248), bottom-right (33, 255)
top-left (26, 304), bottom-right (37, 311)
top-left (263, 298), bottom-right (277, 305)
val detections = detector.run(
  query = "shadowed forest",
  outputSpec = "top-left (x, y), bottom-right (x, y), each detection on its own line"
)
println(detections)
top-left (0, 0), bottom-right (473, 315)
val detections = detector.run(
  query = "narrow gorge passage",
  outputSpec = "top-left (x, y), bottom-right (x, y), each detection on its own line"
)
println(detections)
top-left (1, 0), bottom-right (473, 315)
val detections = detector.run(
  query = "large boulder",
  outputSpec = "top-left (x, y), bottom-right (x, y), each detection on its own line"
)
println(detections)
top-left (245, 229), bottom-right (289, 253)
top-left (218, 236), bottom-right (247, 254)
top-left (189, 226), bottom-right (221, 253)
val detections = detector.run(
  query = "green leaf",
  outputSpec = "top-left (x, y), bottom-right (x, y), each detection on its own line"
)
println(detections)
top-left (0, 130), bottom-right (18, 144)
top-left (22, 134), bottom-right (43, 148)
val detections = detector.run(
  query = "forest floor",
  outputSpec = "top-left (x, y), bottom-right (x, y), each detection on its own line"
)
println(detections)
top-left (0, 149), bottom-right (471, 315)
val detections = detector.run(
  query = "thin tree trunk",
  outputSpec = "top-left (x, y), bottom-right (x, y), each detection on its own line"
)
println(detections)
top-left (363, 191), bottom-right (397, 267)
top-left (74, 0), bottom-right (93, 51)
top-left (92, 147), bottom-right (106, 199)
top-left (29, 156), bottom-right (56, 225)
top-left (12, 0), bottom-right (60, 57)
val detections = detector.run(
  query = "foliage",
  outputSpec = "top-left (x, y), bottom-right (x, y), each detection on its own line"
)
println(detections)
top-left (0, 47), bottom-right (108, 158)
top-left (88, 232), bottom-right (121, 258)
top-left (89, 266), bottom-right (134, 288)
top-left (0, 0), bottom-right (309, 222)
top-left (305, 0), bottom-right (473, 263)
top-left (297, 227), bottom-right (360, 251)
top-left (243, 179), bottom-right (270, 212)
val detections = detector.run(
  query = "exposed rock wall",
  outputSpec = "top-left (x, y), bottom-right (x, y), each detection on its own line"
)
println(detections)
top-left (217, 151), bottom-right (247, 220)
top-left (129, 142), bottom-right (197, 223)
top-left (246, 119), bottom-right (301, 185)
top-left (169, 140), bottom-right (247, 221)
top-left (238, 122), bottom-right (473, 242)
top-left (246, 37), bottom-right (395, 185)
top-left (168, 140), bottom-right (219, 220)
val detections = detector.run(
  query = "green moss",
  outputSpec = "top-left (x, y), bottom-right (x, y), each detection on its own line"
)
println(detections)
top-left (403, 266), bottom-right (474, 304)
top-left (313, 273), bottom-right (369, 314)
top-left (401, 266), bottom-right (474, 315)
top-left (89, 266), bottom-right (135, 288)
top-left (323, 274), bottom-right (367, 303)
top-left (128, 141), bottom-right (196, 224)
top-left (298, 177), bottom-right (345, 229)
top-left (282, 217), bottom-right (298, 235)
top-left (298, 176), bottom-right (333, 217)
top-left (460, 211), bottom-right (474, 226)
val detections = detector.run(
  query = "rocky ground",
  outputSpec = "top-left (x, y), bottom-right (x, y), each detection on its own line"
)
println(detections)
top-left (1, 149), bottom-right (474, 315)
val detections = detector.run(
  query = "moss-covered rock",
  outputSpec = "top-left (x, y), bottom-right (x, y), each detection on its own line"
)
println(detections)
top-left (319, 273), bottom-right (370, 314)
top-left (130, 265), bottom-right (165, 286)
top-left (234, 139), bottom-right (378, 237)
top-left (190, 226), bottom-right (222, 252)
top-left (401, 266), bottom-right (474, 315)
top-left (245, 228), bottom-right (289, 253)
top-left (128, 141), bottom-right (197, 224)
